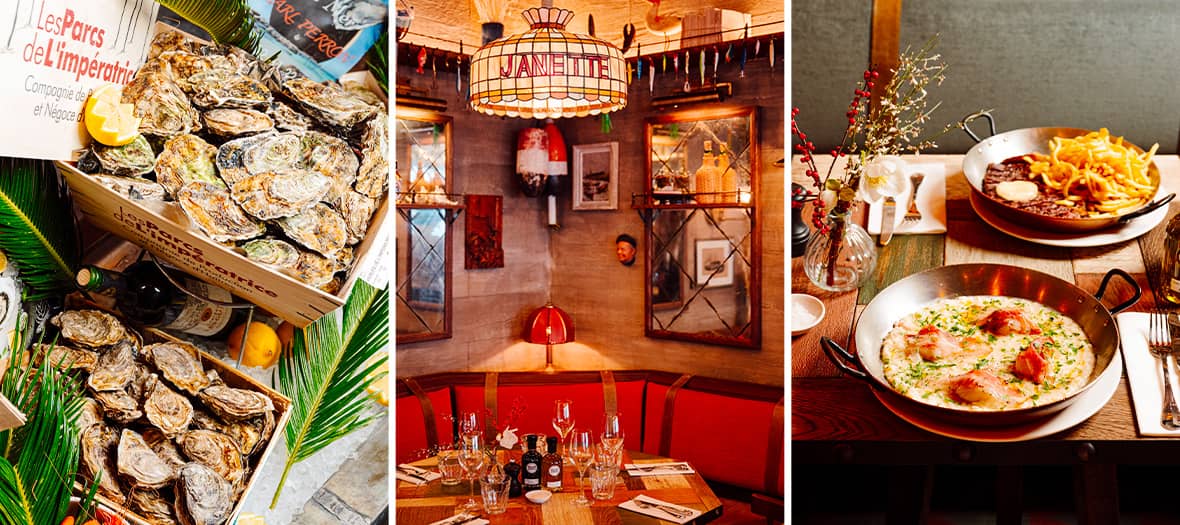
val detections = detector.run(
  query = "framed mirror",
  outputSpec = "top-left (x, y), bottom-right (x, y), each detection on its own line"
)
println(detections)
top-left (644, 106), bottom-right (759, 348)
top-left (396, 107), bottom-right (455, 343)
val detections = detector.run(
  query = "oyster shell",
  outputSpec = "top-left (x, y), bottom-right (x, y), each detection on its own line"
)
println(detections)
top-left (190, 71), bottom-right (272, 109)
top-left (81, 424), bottom-right (124, 502)
top-left (175, 463), bottom-right (231, 525)
top-left (197, 385), bottom-right (274, 421)
top-left (93, 389), bottom-right (143, 424)
top-left (240, 238), bottom-right (300, 269)
top-left (177, 181), bottom-right (266, 243)
top-left (149, 30), bottom-right (199, 59)
top-left (127, 364), bottom-right (155, 404)
top-left (123, 70), bottom-right (202, 137)
top-left (202, 108), bottom-right (275, 137)
top-left (277, 203), bottom-right (348, 257)
top-left (231, 168), bottom-right (331, 220)
top-left (282, 249), bottom-right (341, 288)
top-left (37, 343), bottom-right (98, 371)
top-left (214, 132), bottom-right (276, 186)
top-left (355, 113), bottom-right (388, 199)
top-left (143, 342), bottom-right (210, 395)
top-left (145, 373), bottom-right (195, 437)
top-left (144, 428), bottom-right (188, 471)
top-left (280, 77), bottom-right (378, 132)
top-left (119, 428), bottom-right (177, 489)
top-left (190, 408), bottom-right (229, 434)
top-left (338, 190), bottom-right (377, 245)
top-left (224, 411), bottom-right (275, 457)
top-left (78, 397), bottom-right (104, 433)
top-left (155, 134), bottom-right (222, 197)
top-left (179, 430), bottom-right (244, 486)
top-left (92, 135), bottom-right (156, 177)
top-left (302, 131), bottom-right (359, 204)
top-left (241, 131), bottom-right (304, 175)
top-left (52, 310), bottom-right (127, 348)
top-left (205, 369), bottom-right (225, 388)
top-left (90, 174), bottom-right (168, 201)
top-left (129, 489), bottom-right (179, 525)
top-left (267, 101), bottom-right (310, 131)
top-left (88, 339), bottom-right (136, 392)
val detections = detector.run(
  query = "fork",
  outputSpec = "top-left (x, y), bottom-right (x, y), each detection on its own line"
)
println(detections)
top-left (632, 464), bottom-right (690, 472)
top-left (1148, 309), bottom-right (1179, 429)
top-left (904, 173), bottom-right (926, 222)
top-left (632, 498), bottom-right (692, 519)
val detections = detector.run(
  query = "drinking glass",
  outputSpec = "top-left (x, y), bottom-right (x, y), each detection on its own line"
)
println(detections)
top-left (568, 429), bottom-right (594, 506)
top-left (480, 477), bottom-right (510, 514)
top-left (589, 461), bottom-right (617, 500)
top-left (595, 442), bottom-right (621, 473)
top-left (552, 399), bottom-right (575, 457)
top-left (601, 412), bottom-right (625, 457)
top-left (457, 434), bottom-right (486, 513)
top-left (437, 450), bottom-right (463, 486)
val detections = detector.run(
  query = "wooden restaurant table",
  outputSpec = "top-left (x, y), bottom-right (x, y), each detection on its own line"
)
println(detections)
top-left (395, 450), bottom-right (722, 524)
top-left (792, 154), bottom-right (1180, 525)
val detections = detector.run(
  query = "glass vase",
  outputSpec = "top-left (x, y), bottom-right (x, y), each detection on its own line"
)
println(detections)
top-left (803, 213), bottom-right (878, 292)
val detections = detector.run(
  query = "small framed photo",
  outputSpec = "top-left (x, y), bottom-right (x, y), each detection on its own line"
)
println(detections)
top-left (572, 142), bottom-right (619, 210)
top-left (695, 239), bottom-right (734, 288)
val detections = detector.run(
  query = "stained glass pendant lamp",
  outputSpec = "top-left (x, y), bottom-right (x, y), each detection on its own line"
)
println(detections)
top-left (469, 0), bottom-right (628, 119)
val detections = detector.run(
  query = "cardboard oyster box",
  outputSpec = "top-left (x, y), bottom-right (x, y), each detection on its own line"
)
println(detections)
top-left (79, 328), bottom-right (292, 525)
top-left (56, 27), bottom-right (390, 328)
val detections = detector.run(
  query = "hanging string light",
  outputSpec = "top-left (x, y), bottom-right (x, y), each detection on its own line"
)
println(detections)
top-left (468, 0), bottom-right (628, 119)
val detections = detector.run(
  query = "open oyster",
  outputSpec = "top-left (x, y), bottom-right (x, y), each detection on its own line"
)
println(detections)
top-left (240, 238), bottom-right (300, 269)
top-left (302, 131), bottom-right (358, 204)
top-left (338, 190), bottom-right (377, 245)
top-left (143, 342), bottom-right (210, 395)
top-left (175, 463), bottom-right (231, 525)
top-left (145, 373), bottom-right (195, 437)
top-left (78, 397), bottom-right (103, 434)
top-left (177, 181), bottom-right (266, 243)
top-left (282, 249), bottom-right (341, 288)
top-left (198, 385), bottom-right (274, 421)
top-left (279, 77), bottom-right (378, 132)
top-left (81, 424), bottom-right (124, 501)
top-left (277, 203), bottom-right (348, 257)
top-left (231, 168), bottom-right (331, 220)
top-left (90, 174), bottom-right (168, 201)
top-left (52, 310), bottom-right (127, 348)
top-left (203, 108), bottom-right (275, 137)
top-left (130, 489), bottom-right (179, 525)
top-left (123, 70), bottom-right (202, 138)
top-left (267, 101), bottom-right (310, 131)
top-left (88, 340), bottom-right (136, 392)
top-left (93, 389), bottom-right (144, 424)
top-left (92, 135), bottom-right (156, 177)
top-left (214, 132), bottom-right (275, 186)
top-left (37, 343), bottom-right (98, 372)
top-left (355, 113), bottom-right (388, 199)
top-left (155, 134), bottom-right (222, 197)
top-left (119, 428), bottom-right (177, 489)
top-left (179, 430), bottom-right (244, 486)
top-left (190, 71), bottom-right (272, 109)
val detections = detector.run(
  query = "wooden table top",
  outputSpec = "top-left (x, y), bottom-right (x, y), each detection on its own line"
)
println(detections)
top-left (791, 153), bottom-right (1180, 460)
top-left (395, 450), bottom-right (723, 524)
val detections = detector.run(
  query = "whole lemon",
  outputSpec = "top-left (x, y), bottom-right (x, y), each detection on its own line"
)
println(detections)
top-left (226, 322), bottom-right (281, 368)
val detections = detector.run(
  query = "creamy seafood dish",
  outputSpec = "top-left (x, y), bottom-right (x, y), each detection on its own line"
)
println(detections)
top-left (880, 296), bottom-right (1095, 411)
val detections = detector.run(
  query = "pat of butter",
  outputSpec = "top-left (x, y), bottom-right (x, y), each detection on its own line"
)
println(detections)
top-left (996, 180), bottom-right (1039, 202)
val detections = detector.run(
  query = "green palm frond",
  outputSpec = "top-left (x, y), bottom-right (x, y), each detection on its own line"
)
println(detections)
top-left (271, 280), bottom-right (389, 508)
top-left (0, 159), bottom-right (78, 302)
top-left (0, 341), bottom-right (86, 525)
top-left (157, 0), bottom-right (261, 53)
top-left (367, 31), bottom-right (388, 94)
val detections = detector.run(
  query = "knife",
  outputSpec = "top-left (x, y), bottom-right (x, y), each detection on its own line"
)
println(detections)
top-left (397, 466), bottom-right (430, 482)
top-left (879, 196), bottom-right (896, 246)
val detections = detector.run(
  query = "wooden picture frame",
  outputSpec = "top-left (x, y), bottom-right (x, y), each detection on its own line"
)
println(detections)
top-left (695, 239), bottom-right (734, 288)
top-left (572, 142), bottom-right (619, 210)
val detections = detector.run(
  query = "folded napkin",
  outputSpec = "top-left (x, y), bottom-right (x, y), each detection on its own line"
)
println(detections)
top-left (426, 513), bottom-right (489, 525)
top-left (1117, 312), bottom-right (1180, 436)
top-left (623, 461), bottom-right (695, 476)
top-left (396, 463), bottom-right (441, 485)
top-left (619, 495), bottom-right (702, 524)
top-left (866, 162), bottom-right (948, 235)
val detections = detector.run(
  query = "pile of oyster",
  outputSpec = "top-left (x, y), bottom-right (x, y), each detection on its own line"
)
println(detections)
top-left (76, 29), bottom-right (388, 294)
top-left (51, 309), bottom-right (278, 525)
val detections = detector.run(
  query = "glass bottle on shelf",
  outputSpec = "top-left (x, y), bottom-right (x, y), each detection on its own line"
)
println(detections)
top-left (76, 262), bottom-right (247, 338)
top-left (521, 434), bottom-right (544, 492)
top-left (718, 143), bottom-right (737, 203)
top-left (694, 140), bottom-right (719, 204)
top-left (542, 435), bottom-right (563, 491)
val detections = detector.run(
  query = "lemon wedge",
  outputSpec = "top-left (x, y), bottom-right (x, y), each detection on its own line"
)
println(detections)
top-left (235, 514), bottom-right (266, 525)
top-left (84, 84), bottom-right (141, 146)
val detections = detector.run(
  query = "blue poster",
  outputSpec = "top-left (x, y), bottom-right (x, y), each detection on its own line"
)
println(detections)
top-left (248, 0), bottom-right (387, 82)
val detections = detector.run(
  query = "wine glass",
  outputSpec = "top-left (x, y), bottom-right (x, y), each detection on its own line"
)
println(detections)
top-left (601, 412), bottom-right (625, 459)
top-left (568, 429), bottom-right (594, 506)
top-left (457, 433), bottom-right (486, 513)
top-left (552, 400), bottom-right (575, 458)
top-left (458, 410), bottom-right (480, 439)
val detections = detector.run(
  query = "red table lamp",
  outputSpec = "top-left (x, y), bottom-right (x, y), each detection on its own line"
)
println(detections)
top-left (524, 303), bottom-right (574, 372)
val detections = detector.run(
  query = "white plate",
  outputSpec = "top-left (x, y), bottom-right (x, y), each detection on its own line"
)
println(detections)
top-left (969, 190), bottom-right (1168, 248)
top-left (873, 350), bottom-right (1121, 442)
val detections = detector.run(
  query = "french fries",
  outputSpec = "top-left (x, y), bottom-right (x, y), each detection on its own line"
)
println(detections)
top-left (1022, 128), bottom-right (1158, 217)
